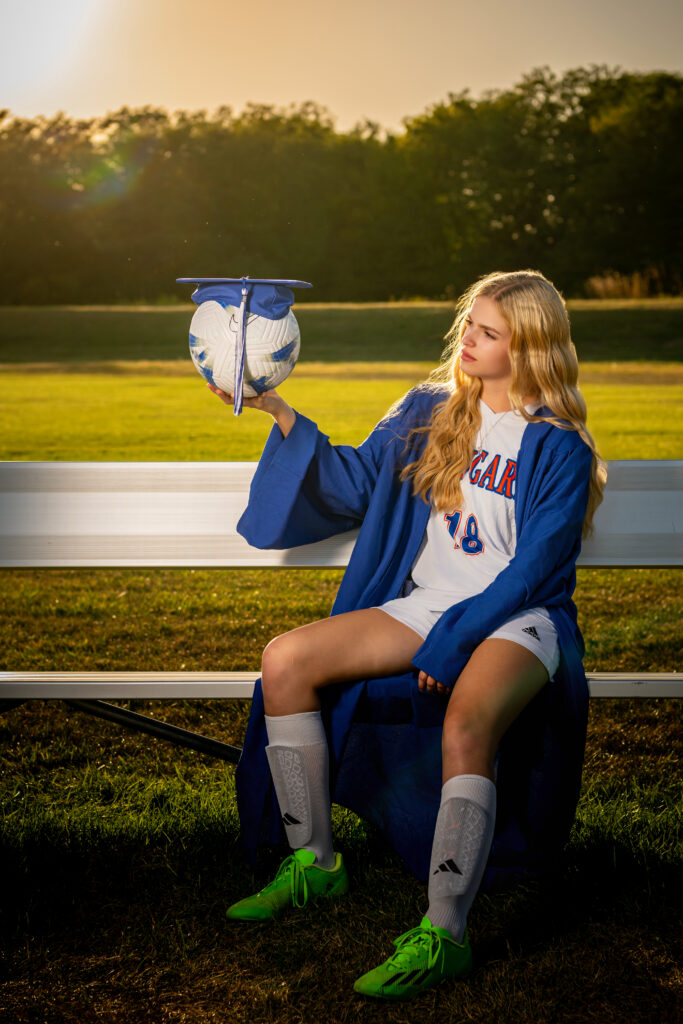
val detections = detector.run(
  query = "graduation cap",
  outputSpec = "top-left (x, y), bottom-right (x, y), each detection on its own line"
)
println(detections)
top-left (176, 276), bottom-right (312, 415)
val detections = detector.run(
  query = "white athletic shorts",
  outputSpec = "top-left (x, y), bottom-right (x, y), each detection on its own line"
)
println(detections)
top-left (376, 586), bottom-right (560, 679)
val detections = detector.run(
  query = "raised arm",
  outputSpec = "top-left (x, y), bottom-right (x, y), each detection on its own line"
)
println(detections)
top-left (215, 385), bottom-right (419, 550)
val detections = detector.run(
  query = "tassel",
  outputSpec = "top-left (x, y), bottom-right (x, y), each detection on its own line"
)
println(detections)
top-left (233, 278), bottom-right (249, 416)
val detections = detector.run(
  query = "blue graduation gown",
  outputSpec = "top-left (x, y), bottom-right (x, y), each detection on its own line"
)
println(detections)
top-left (235, 386), bottom-right (593, 889)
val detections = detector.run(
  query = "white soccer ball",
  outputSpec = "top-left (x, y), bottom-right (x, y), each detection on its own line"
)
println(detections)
top-left (188, 300), bottom-right (301, 396)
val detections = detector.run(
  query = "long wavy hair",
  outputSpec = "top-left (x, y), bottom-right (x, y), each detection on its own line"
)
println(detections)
top-left (401, 270), bottom-right (606, 537)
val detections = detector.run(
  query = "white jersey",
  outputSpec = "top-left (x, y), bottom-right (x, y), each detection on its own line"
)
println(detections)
top-left (410, 400), bottom-right (539, 607)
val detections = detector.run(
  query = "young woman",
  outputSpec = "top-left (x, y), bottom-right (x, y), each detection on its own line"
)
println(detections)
top-left (209, 269), bottom-right (605, 1001)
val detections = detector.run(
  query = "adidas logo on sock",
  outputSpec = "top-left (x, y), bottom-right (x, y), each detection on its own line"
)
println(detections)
top-left (522, 626), bottom-right (541, 641)
top-left (433, 858), bottom-right (462, 875)
top-left (282, 812), bottom-right (302, 827)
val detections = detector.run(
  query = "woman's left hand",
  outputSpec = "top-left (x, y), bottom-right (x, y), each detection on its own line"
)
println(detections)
top-left (418, 670), bottom-right (451, 696)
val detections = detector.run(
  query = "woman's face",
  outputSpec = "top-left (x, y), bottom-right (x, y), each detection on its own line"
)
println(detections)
top-left (459, 296), bottom-right (513, 389)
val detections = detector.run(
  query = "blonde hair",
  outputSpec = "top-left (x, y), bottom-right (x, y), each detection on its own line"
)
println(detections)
top-left (402, 270), bottom-right (606, 537)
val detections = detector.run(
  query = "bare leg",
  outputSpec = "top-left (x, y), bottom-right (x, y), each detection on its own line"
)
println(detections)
top-left (260, 608), bottom-right (424, 716)
top-left (441, 638), bottom-right (550, 781)
top-left (258, 608), bottom-right (423, 868)
top-left (426, 639), bottom-right (550, 941)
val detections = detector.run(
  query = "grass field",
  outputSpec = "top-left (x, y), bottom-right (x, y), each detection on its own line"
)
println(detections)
top-left (0, 297), bottom-right (682, 365)
top-left (1, 363), bottom-right (683, 460)
top-left (0, 303), bottom-right (681, 1023)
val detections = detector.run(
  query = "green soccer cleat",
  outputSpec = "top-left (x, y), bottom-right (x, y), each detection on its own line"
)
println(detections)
top-left (353, 916), bottom-right (472, 1001)
top-left (226, 848), bottom-right (349, 922)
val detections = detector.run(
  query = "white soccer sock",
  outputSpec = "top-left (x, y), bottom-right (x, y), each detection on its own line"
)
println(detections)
top-left (264, 711), bottom-right (335, 869)
top-left (426, 774), bottom-right (497, 943)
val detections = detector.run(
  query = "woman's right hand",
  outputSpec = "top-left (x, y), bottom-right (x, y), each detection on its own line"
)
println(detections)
top-left (206, 384), bottom-right (296, 437)
top-left (418, 670), bottom-right (451, 696)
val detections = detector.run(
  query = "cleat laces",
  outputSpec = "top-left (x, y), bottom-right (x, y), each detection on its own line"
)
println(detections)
top-left (385, 924), bottom-right (444, 974)
top-left (260, 853), bottom-right (310, 908)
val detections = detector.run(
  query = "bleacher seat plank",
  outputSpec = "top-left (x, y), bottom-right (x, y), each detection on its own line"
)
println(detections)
top-left (1, 671), bottom-right (680, 699)
top-left (1, 460), bottom-right (681, 569)
top-left (0, 460), bottom-right (679, 714)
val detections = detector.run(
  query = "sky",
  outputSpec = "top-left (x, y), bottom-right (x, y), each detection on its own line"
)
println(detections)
top-left (1, 0), bottom-right (682, 132)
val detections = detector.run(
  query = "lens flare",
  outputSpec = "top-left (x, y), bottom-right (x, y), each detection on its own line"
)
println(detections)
top-left (42, 131), bottom-right (159, 211)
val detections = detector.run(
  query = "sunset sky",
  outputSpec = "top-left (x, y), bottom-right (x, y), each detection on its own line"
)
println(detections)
top-left (2, 0), bottom-right (681, 131)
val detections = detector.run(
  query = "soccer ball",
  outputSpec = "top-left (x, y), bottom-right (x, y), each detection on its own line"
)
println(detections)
top-left (188, 299), bottom-right (301, 396)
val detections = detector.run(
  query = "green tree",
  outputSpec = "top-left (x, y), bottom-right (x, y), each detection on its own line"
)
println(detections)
top-left (0, 68), bottom-right (680, 303)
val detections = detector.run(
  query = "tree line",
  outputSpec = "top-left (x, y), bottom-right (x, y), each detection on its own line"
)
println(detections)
top-left (0, 65), bottom-right (680, 304)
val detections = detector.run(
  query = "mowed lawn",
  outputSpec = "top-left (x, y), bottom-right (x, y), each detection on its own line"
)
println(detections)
top-left (0, 298), bottom-right (682, 365)
top-left (1, 361), bottom-right (683, 460)
top-left (0, 303), bottom-right (682, 1024)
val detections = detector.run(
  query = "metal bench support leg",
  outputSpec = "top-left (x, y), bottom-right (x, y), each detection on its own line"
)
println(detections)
top-left (64, 699), bottom-right (242, 764)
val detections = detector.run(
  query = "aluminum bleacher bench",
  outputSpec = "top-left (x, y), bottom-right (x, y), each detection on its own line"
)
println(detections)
top-left (1, 460), bottom-right (681, 763)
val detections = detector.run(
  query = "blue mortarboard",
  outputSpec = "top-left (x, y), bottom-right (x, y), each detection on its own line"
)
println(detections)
top-left (176, 276), bottom-right (312, 414)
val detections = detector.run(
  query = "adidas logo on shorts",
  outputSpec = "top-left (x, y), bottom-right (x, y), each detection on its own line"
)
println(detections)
top-left (522, 626), bottom-right (541, 641)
